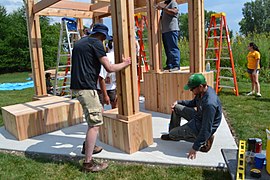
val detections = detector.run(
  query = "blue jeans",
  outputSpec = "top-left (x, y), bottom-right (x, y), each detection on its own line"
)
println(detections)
top-left (162, 31), bottom-right (180, 69)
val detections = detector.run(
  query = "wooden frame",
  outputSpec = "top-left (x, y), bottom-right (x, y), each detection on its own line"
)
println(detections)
top-left (15, 0), bottom-right (212, 153)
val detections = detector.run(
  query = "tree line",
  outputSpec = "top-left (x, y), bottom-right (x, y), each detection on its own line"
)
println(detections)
top-left (0, 0), bottom-right (269, 73)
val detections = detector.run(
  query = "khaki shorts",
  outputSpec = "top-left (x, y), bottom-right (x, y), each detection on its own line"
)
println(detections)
top-left (73, 89), bottom-right (103, 127)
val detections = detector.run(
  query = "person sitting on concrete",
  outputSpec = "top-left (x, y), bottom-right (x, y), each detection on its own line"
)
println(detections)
top-left (161, 73), bottom-right (222, 159)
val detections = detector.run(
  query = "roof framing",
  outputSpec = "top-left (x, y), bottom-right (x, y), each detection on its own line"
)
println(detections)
top-left (33, 0), bottom-right (188, 19)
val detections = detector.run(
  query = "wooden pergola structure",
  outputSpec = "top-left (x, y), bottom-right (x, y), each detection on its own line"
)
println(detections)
top-left (21, 0), bottom-right (213, 153)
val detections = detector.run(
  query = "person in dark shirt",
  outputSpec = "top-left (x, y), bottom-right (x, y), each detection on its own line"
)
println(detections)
top-left (161, 73), bottom-right (222, 160)
top-left (71, 24), bottom-right (131, 172)
top-left (45, 72), bottom-right (53, 94)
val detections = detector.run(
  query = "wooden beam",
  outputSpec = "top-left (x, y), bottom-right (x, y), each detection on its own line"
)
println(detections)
top-left (93, 12), bottom-right (111, 19)
top-left (49, 1), bottom-right (92, 11)
top-left (77, 18), bottom-right (84, 36)
top-left (188, 0), bottom-right (204, 73)
top-left (92, 6), bottom-right (110, 13)
top-left (25, 0), bottom-right (47, 97)
top-left (135, 0), bottom-right (188, 8)
top-left (90, 1), bottom-right (110, 11)
top-left (188, 0), bottom-right (195, 73)
top-left (134, 7), bottom-right (147, 14)
top-left (111, 0), bottom-right (139, 116)
top-left (37, 8), bottom-right (94, 18)
top-left (33, 0), bottom-right (61, 14)
top-left (97, 0), bottom-right (110, 2)
top-left (147, 0), bottom-right (162, 71)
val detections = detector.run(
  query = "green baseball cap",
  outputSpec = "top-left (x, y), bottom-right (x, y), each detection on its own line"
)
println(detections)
top-left (184, 73), bottom-right (207, 90)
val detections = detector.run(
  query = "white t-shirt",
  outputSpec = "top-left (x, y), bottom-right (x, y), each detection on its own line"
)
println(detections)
top-left (97, 49), bottom-right (116, 90)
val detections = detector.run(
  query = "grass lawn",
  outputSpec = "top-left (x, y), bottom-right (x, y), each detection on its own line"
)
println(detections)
top-left (219, 79), bottom-right (270, 149)
top-left (0, 72), bottom-right (269, 179)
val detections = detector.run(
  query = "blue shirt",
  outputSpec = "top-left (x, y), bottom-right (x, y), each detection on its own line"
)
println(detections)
top-left (177, 86), bottom-right (222, 151)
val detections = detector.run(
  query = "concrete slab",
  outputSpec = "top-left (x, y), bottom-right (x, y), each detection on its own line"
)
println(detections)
top-left (0, 97), bottom-right (237, 168)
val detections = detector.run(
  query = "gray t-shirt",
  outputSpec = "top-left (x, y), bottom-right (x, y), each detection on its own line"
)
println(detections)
top-left (161, 1), bottom-right (179, 33)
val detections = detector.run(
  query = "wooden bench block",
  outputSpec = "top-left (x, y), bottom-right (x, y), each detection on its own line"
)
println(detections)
top-left (144, 71), bottom-right (214, 114)
top-left (1, 96), bottom-right (83, 140)
top-left (99, 108), bottom-right (153, 154)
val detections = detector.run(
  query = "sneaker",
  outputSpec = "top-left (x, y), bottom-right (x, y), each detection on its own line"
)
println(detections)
top-left (81, 141), bottom-right (103, 155)
top-left (169, 67), bottom-right (180, 72)
top-left (200, 135), bottom-right (214, 152)
top-left (255, 93), bottom-right (262, 97)
top-left (160, 134), bottom-right (178, 141)
top-left (246, 91), bottom-right (255, 96)
top-left (82, 159), bottom-right (108, 172)
top-left (163, 66), bottom-right (170, 71)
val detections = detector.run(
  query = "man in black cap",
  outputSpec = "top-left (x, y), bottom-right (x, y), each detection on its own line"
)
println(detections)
top-left (160, 73), bottom-right (222, 159)
top-left (71, 23), bottom-right (131, 172)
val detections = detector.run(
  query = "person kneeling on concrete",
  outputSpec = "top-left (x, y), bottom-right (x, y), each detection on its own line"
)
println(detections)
top-left (161, 73), bottom-right (222, 160)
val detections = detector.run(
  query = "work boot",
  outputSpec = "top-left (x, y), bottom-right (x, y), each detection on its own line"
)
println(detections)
top-left (82, 159), bottom-right (108, 172)
top-left (160, 134), bottom-right (178, 141)
top-left (81, 141), bottom-right (103, 155)
top-left (200, 135), bottom-right (214, 152)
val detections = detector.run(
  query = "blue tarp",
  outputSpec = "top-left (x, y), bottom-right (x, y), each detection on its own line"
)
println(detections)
top-left (0, 81), bottom-right (34, 90)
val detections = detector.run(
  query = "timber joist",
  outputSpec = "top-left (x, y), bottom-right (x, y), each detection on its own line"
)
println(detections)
top-left (31, 0), bottom-right (188, 19)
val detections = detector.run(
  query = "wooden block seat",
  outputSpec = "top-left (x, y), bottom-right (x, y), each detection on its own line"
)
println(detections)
top-left (99, 108), bottom-right (153, 154)
top-left (1, 96), bottom-right (83, 140)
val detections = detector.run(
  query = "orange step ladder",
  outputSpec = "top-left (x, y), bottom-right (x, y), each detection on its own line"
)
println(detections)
top-left (135, 13), bottom-right (150, 96)
top-left (205, 13), bottom-right (239, 96)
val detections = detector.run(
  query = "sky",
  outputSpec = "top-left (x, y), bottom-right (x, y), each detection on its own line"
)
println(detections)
top-left (1, 0), bottom-right (251, 34)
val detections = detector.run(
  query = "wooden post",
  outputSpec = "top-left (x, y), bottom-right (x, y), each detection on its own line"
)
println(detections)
top-left (99, 0), bottom-right (153, 154)
top-left (25, 0), bottom-right (47, 97)
top-left (111, 0), bottom-right (138, 116)
top-left (146, 0), bottom-right (162, 72)
top-left (188, 0), bottom-right (205, 73)
top-left (77, 18), bottom-right (84, 37)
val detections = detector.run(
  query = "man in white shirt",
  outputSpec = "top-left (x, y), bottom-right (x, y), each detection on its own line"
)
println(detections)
top-left (97, 38), bottom-right (117, 109)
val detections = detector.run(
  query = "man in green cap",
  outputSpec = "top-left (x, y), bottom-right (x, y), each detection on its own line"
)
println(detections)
top-left (161, 73), bottom-right (222, 160)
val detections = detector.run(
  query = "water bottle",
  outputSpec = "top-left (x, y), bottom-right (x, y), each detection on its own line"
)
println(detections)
top-left (206, 61), bottom-right (210, 72)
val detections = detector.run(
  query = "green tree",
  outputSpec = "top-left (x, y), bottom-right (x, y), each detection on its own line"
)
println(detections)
top-left (179, 13), bottom-right (188, 39)
top-left (0, 5), bottom-right (60, 73)
top-left (40, 16), bottom-right (60, 69)
top-left (0, 7), bottom-right (29, 73)
top-left (239, 0), bottom-right (270, 35)
top-left (0, 6), bottom-right (8, 40)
